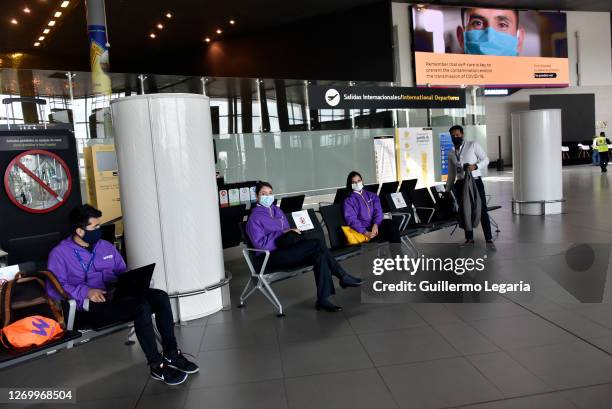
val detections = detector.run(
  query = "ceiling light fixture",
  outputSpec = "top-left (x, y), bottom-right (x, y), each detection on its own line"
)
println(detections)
top-left (38, 36), bottom-right (45, 41)
top-left (60, 1), bottom-right (69, 7)
top-left (34, 42), bottom-right (40, 46)
top-left (43, 28), bottom-right (50, 34)
top-left (216, 29), bottom-right (222, 34)
top-left (157, 23), bottom-right (163, 29)
top-left (48, 20), bottom-right (56, 26)
top-left (11, 18), bottom-right (18, 24)
top-left (205, 37), bottom-right (211, 43)
top-left (165, 12), bottom-right (172, 18)
top-left (54, 11), bottom-right (62, 18)
top-left (23, 7), bottom-right (31, 14)
top-left (149, 33), bottom-right (156, 38)
top-left (229, 19), bottom-right (235, 25)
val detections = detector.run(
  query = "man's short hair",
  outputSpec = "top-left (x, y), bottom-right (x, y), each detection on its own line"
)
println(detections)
top-left (461, 7), bottom-right (519, 28)
top-left (449, 125), bottom-right (464, 135)
top-left (69, 204), bottom-right (102, 233)
top-left (255, 181), bottom-right (273, 195)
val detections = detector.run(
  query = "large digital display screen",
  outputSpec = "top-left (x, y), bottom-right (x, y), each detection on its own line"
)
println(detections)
top-left (412, 6), bottom-right (569, 87)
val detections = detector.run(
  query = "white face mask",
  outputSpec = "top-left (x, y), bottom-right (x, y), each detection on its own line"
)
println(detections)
top-left (351, 182), bottom-right (364, 192)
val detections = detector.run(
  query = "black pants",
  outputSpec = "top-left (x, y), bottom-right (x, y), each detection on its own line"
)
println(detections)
top-left (600, 152), bottom-right (609, 172)
top-left (454, 178), bottom-right (493, 241)
top-left (378, 217), bottom-right (402, 243)
top-left (267, 239), bottom-right (346, 301)
top-left (76, 288), bottom-right (177, 366)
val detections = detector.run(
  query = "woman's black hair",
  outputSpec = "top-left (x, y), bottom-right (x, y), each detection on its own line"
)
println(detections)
top-left (346, 171), bottom-right (363, 190)
top-left (255, 181), bottom-right (273, 195)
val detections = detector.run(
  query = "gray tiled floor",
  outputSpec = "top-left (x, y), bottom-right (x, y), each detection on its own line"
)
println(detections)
top-left (2, 166), bottom-right (612, 409)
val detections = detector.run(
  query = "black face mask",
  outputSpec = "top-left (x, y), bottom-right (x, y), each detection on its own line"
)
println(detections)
top-left (82, 228), bottom-right (102, 247)
top-left (452, 136), bottom-right (463, 147)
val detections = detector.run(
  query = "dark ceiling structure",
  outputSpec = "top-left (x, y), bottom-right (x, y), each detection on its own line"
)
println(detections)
top-left (0, 0), bottom-right (382, 55)
top-left (0, 0), bottom-right (610, 80)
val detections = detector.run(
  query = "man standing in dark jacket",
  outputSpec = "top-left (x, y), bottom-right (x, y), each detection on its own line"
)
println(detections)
top-left (445, 125), bottom-right (495, 249)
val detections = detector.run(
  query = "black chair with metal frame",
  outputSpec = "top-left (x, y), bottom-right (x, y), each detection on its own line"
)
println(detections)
top-left (279, 194), bottom-right (306, 214)
top-left (363, 183), bottom-right (379, 194)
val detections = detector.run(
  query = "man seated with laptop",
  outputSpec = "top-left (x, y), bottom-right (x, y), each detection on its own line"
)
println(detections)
top-left (46, 204), bottom-right (198, 386)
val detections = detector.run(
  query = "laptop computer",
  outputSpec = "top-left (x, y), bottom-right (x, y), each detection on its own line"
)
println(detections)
top-left (113, 263), bottom-right (156, 300)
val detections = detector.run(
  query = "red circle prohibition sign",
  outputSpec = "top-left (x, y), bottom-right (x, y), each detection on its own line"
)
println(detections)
top-left (4, 149), bottom-right (73, 214)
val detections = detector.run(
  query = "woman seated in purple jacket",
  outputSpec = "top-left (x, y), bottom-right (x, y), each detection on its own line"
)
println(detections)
top-left (246, 181), bottom-right (362, 312)
top-left (343, 171), bottom-right (401, 243)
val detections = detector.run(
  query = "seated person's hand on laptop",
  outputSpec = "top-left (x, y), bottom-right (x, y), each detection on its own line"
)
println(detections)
top-left (88, 288), bottom-right (106, 303)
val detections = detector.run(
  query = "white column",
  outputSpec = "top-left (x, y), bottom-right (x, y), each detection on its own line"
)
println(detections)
top-left (111, 94), bottom-right (224, 321)
top-left (511, 109), bottom-right (563, 215)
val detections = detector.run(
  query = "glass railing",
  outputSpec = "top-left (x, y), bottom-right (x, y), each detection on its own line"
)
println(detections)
top-left (0, 68), bottom-right (486, 194)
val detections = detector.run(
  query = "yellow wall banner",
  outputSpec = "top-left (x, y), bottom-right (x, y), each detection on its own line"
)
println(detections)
top-left (396, 127), bottom-right (435, 188)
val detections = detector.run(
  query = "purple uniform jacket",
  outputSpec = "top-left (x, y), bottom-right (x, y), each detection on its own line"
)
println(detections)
top-left (246, 204), bottom-right (289, 252)
top-left (46, 237), bottom-right (127, 310)
top-left (343, 190), bottom-right (384, 233)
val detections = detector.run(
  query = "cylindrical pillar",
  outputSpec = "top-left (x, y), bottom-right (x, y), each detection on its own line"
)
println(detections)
top-left (511, 109), bottom-right (563, 215)
top-left (86, 0), bottom-right (112, 95)
top-left (110, 94), bottom-right (225, 321)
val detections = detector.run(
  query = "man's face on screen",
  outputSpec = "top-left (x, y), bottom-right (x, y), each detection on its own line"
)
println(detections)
top-left (457, 8), bottom-right (523, 56)
top-left (464, 8), bottom-right (518, 35)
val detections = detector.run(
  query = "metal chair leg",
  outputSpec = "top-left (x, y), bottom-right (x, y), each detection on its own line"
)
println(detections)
top-left (401, 236), bottom-right (420, 256)
top-left (125, 326), bottom-right (136, 346)
top-left (238, 277), bottom-right (258, 307)
top-left (490, 215), bottom-right (500, 233)
top-left (259, 278), bottom-right (285, 317)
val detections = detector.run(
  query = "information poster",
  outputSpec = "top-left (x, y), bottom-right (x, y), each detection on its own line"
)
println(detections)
top-left (373, 136), bottom-right (397, 184)
top-left (396, 128), bottom-right (435, 188)
top-left (439, 132), bottom-right (454, 182)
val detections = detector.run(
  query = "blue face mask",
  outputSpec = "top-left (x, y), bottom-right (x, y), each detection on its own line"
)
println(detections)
top-left (464, 28), bottom-right (519, 56)
top-left (259, 195), bottom-right (275, 208)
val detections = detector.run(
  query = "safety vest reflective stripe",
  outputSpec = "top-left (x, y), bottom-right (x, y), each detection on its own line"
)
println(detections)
top-left (596, 137), bottom-right (609, 152)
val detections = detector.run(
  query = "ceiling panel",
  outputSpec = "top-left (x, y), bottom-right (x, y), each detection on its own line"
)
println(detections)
top-left (0, 0), bottom-right (610, 66)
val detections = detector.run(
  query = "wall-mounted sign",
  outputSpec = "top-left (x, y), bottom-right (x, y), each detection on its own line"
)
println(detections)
top-left (308, 86), bottom-right (466, 109)
top-left (439, 132), bottom-right (454, 181)
top-left (4, 149), bottom-right (73, 214)
top-left (373, 136), bottom-right (397, 184)
top-left (0, 134), bottom-right (69, 151)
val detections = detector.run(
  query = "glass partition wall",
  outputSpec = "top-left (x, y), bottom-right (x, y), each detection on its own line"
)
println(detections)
top-left (0, 68), bottom-right (485, 196)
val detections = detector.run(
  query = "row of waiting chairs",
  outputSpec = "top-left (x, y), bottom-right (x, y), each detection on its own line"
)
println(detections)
top-left (237, 180), bottom-right (464, 316)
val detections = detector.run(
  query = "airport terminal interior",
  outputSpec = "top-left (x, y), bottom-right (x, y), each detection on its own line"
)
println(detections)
top-left (1, 1), bottom-right (612, 409)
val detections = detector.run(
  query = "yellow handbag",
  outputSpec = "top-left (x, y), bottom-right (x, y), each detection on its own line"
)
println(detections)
top-left (341, 226), bottom-right (371, 245)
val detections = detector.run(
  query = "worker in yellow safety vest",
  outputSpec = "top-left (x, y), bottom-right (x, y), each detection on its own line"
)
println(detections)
top-left (594, 132), bottom-right (611, 173)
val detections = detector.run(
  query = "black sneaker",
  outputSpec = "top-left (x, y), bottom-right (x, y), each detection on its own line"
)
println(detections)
top-left (150, 362), bottom-right (188, 385)
top-left (164, 350), bottom-right (199, 374)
